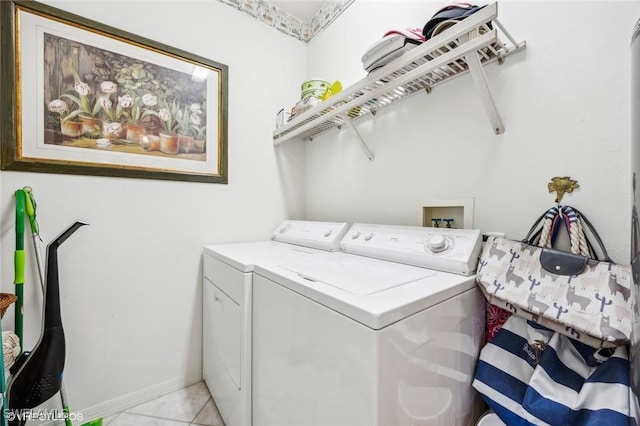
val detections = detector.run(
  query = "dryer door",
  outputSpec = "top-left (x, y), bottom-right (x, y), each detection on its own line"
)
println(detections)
top-left (203, 277), bottom-right (242, 422)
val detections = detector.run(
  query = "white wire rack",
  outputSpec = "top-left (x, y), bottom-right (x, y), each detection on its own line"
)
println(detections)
top-left (272, 2), bottom-right (526, 160)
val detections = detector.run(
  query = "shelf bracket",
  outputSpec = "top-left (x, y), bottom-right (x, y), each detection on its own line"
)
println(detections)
top-left (338, 115), bottom-right (374, 161)
top-left (463, 32), bottom-right (505, 135)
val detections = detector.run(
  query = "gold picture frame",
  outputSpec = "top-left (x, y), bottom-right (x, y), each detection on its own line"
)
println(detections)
top-left (0, 1), bottom-right (228, 183)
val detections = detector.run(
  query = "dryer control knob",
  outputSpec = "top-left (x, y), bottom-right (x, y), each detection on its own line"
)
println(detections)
top-left (428, 235), bottom-right (447, 253)
top-left (324, 230), bottom-right (333, 237)
top-left (364, 233), bottom-right (374, 241)
top-left (351, 232), bottom-right (361, 239)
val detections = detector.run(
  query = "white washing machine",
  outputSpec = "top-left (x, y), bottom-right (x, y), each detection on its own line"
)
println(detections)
top-left (202, 220), bottom-right (348, 426)
top-left (252, 223), bottom-right (486, 426)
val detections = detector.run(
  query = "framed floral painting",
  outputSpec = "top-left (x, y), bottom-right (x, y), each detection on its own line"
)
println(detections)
top-left (0, 1), bottom-right (228, 183)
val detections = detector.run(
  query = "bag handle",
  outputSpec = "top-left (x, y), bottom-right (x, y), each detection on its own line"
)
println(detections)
top-left (523, 207), bottom-right (557, 247)
top-left (522, 205), bottom-right (611, 262)
top-left (570, 206), bottom-right (612, 262)
top-left (545, 206), bottom-right (589, 256)
top-left (523, 206), bottom-right (572, 248)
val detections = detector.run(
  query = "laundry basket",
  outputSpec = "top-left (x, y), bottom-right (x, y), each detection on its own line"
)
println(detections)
top-left (0, 293), bottom-right (17, 318)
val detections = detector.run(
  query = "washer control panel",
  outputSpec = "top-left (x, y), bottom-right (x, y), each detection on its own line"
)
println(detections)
top-left (341, 223), bottom-right (483, 275)
top-left (272, 220), bottom-right (349, 251)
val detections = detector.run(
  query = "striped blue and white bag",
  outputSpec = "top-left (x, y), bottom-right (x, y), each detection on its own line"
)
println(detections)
top-left (473, 315), bottom-right (640, 425)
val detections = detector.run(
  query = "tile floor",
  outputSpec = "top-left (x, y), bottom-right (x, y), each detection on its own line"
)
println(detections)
top-left (103, 382), bottom-right (225, 426)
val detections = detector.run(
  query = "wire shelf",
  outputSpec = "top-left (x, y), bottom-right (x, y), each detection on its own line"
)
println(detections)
top-left (273, 2), bottom-right (525, 146)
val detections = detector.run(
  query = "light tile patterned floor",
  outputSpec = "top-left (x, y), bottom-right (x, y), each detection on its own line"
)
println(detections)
top-left (103, 382), bottom-right (225, 426)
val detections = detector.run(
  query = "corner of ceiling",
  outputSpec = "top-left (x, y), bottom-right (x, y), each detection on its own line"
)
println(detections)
top-left (217, 0), bottom-right (354, 42)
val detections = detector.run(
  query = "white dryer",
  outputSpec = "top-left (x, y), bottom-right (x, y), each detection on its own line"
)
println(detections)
top-left (202, 220), bottom-right (349, 426)
top-left (252, 223), bottom-right (486, 426)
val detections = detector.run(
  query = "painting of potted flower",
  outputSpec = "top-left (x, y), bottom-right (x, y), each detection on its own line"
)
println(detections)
top-left (176, 103), bottom-right (197, 152)
top-left (146, 100), bottom-right (179, 134)
top-left (178, 103), bottom-right (206, 153)
top-left (176, 104), bottom-right (196, 135)
top-left (190, 102), bottom-right (204, 127)
top-left (193, 124), bottom-right (207, 154)
top-left (97, 82), bottom-right (128, 120)
top-left (48, 99), bottom-right (83, 139)
top-left (60, 67), bottom-right (102, 138)
top-left (146, 99), bottom-right (180, 154)
top-left (97, 81), bottom-right (132, 140)
top-left (126, 93), bottom-right (158, 142)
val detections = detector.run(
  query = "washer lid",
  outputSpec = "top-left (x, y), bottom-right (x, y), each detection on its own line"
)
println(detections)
top-left (204, 241), bottom-right (332, 272)
top-left (256, 255), bottom-right (476, 330)
top-left (281, 254), bottom-right (436, 295)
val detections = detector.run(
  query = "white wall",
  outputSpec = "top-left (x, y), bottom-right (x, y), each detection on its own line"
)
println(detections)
top-left (2, 0), bottom-right (639, 420)
top-left (303, 0), bottom-right (639, 263)
top-left (0, 0), bottom-right (306, 418)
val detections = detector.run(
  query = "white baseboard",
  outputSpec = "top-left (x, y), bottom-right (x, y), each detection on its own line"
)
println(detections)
top-left (34, 369), bottom-right (203, 426)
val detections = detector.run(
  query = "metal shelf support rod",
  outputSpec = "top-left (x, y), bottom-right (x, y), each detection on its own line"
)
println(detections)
top-left (339, 115), bottom-right (374, 160)
top-left (466, 51), bottom-right (504, 134)
top-left (463, 30), bottom-right (504, 134)
top-left (493, 19), bottom-right (523, 50)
